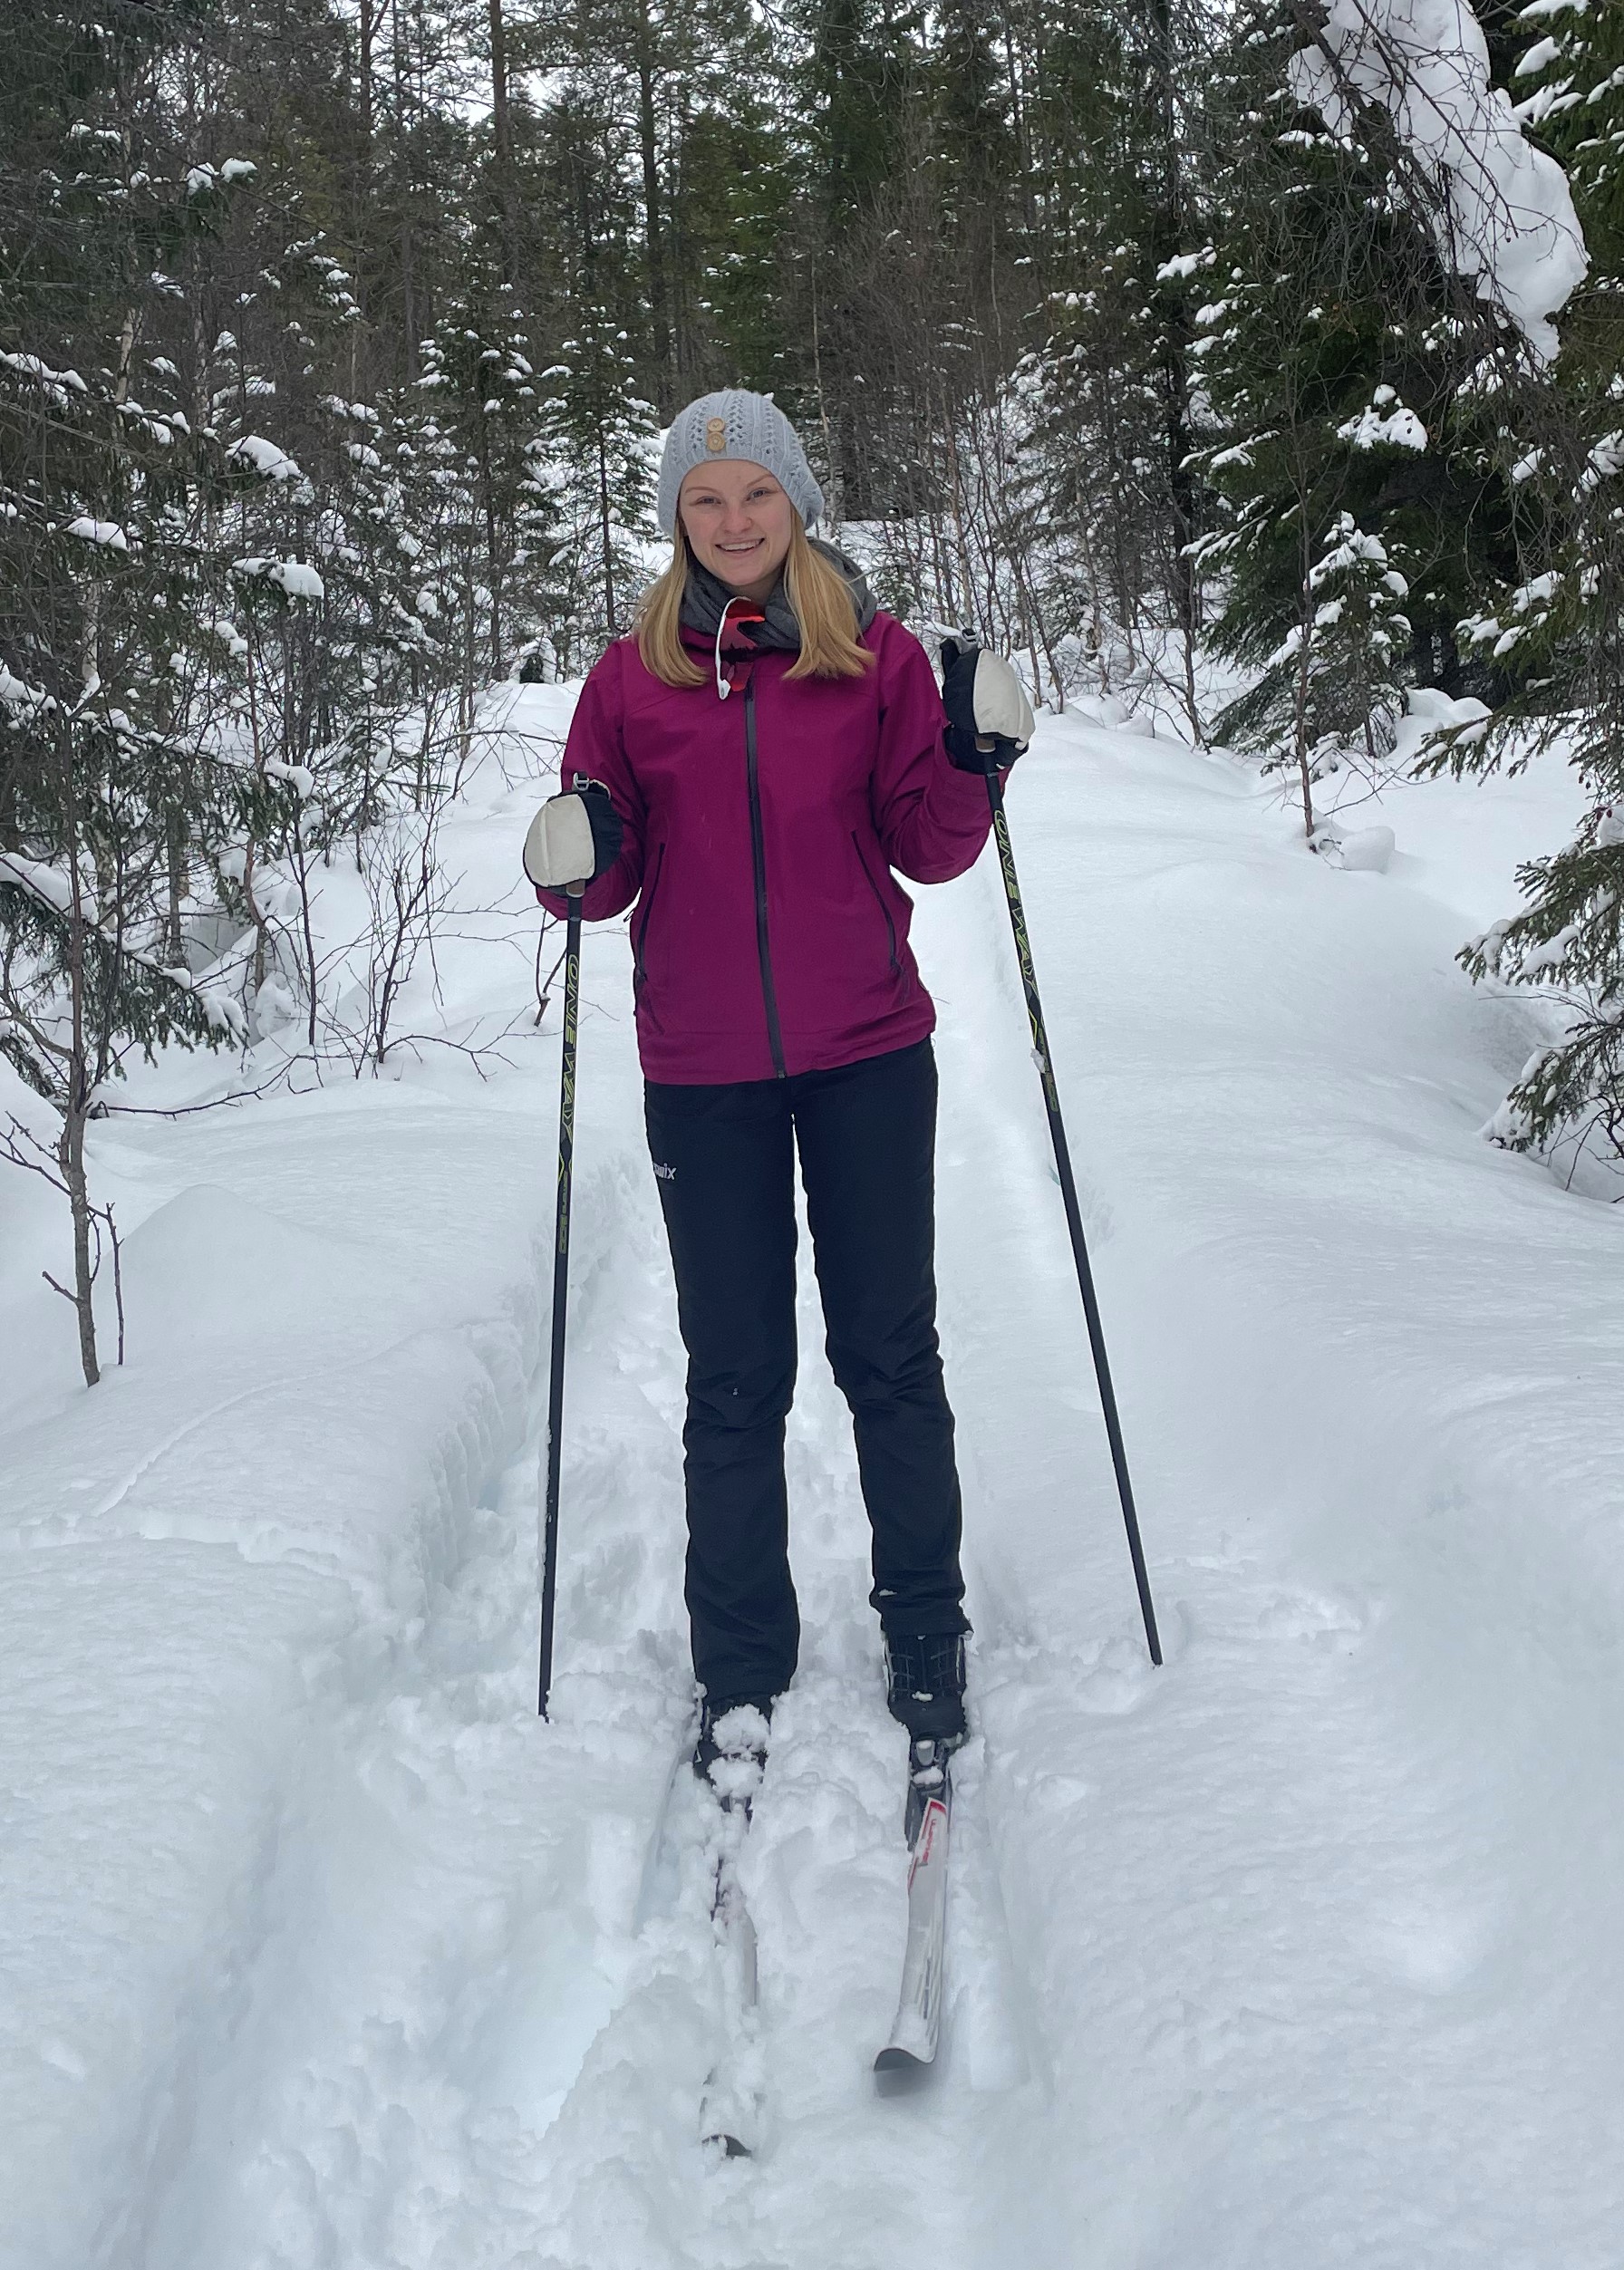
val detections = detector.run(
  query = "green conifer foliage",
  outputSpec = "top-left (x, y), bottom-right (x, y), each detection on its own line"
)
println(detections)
top-left (535, 321), bottom-right (658, 668)
top-left (0, 6), bottom-right (262, 1378)
top-left (1197, 1), bottom-right (1528, 819)
top-left (1244, 509), bottom-right (1412, 821)
top-left (1421, 0), bottom-right (1624, 1165)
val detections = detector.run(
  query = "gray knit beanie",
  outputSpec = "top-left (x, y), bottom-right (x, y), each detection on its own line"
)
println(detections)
top-left (656, 390), bottom-right (825, 536)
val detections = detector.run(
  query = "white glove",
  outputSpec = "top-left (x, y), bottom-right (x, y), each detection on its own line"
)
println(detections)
top-left (942, 639), bottom-right (1036, 771)
top-left (523, 793), bottom-right (597, 892)
top-left (971, 650), bottom-right (1036, 747)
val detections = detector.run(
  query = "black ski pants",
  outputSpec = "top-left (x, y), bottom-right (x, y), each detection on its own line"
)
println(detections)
top-left (644, 1038), bottom-right (969, 1704)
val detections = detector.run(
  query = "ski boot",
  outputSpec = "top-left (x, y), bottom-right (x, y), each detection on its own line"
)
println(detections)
top-left (884, 1632), bottom-right (968, 1749)
top-left (694, 1695), bottom-right (773, 1815)
top-left (884, 1633), bottom-right (965, 1850)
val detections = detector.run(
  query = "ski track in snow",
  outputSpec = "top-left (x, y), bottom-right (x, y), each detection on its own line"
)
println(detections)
top-left (4, 691), bottom-right (1623, 2266)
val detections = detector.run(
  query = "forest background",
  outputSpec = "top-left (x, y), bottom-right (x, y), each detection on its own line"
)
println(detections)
top-left (3, 0), bottom-right (1622, 1386)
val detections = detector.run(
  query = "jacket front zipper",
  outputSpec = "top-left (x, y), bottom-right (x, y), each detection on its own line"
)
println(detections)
top-left (852, 832), bottom-right (900, 973)
top-left (743, 679), bottom-right (788, 1077)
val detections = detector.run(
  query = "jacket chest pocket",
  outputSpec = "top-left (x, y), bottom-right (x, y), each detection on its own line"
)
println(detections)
top-left (852, 833), bottom-right (899, 976)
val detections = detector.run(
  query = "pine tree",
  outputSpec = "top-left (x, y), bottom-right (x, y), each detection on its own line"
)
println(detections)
top-left (0, 7), bottom-right (272, 1379)
top-left (534, 317), bottom-right (658, 665)
top-left (1195, 0), bottom-right (1527, 823)
top-left (1418, 5), bottom-right (1624, 1166)
top-left (1231, 509), bottom-right (1411, 824)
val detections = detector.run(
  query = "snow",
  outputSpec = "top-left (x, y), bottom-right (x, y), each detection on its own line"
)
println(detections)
top-left (1154, 248), bottom-right (1216, 281)
top-left (1337, 401), bottom-right (1428, 451)
top-left (63, 516), bottom-right (130, 551)
top-left (208, 617), bottom-right (249, 661)
top-left (0, 351), bottom-right (89, 398)
top-left (1289, 0), bottom-right (1588, 362)
top-left (231, 555), bottom-right (324, 601)
top-left (227, 435), bottom-right (303, 484)
top-left (1315, 818), bottom-right (1397, 870)
top-left (2, 682), bottom-right (1620, 2265)
top-left (0, 851), bottom-right (84, 919)
top-left (1515, 34), bottom-right (1562, 74)
top-left (184, 159), bottom-right (256, 196)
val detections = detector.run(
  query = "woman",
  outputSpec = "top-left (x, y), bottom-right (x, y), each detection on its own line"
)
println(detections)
top-left (525, 389), bottom-right (1032, 1768)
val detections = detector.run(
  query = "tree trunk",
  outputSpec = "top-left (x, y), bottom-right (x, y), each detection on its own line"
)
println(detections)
top-left (635, 3), bottom-right (672, 402)
top-left (810, 261), bottom-right (841, 522)
top-left (1294, 515), bottom-right (1316, 842)
top-left (477, 406), bottom-right (504, 671)
top-left (166, 806), bottom-right (188, 966)
top-left (57, 1095), bottom-right (100, 1388)
top-left (488, 0), bottom-right (517, 278)
top-left (360, 0), bottom-right (376, 147)
top-left (596, 420), bottom-right (618, 635)
top-left (1146, 0), bottom-right (1202, 682)
top-left (62, 823), bottom-right (101, 1388)
top-left (392, 0), bottom-right (418, 379)
top-left (1438, 621), bottom-right (1463, 700)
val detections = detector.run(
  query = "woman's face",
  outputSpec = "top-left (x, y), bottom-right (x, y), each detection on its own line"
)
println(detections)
top-left (678, 459), bottom-right (797, 604)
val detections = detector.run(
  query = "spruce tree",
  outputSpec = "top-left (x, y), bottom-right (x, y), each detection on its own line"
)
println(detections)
top-left (1196, 0), bottom-right (1526, 822)
top-left (0, 4), bottom-right (263, 1378)
top-left (1420, 5), bottom-right (1624, 1166)
top-left (535, 317), bottom-right (658, 665)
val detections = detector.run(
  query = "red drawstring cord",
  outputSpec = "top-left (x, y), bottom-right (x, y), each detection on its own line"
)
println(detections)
top-left (713, 596), bottom-right (767, 700)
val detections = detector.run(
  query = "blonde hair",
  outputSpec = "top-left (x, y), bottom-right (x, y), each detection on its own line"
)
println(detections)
top-left (635, 521), bottom-right (874, 688)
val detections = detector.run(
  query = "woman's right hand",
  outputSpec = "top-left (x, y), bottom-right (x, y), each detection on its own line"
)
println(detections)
top-left (523, 780), bottom-right (624, 892)
top-left (940, 641), bottom-right (1035, 773)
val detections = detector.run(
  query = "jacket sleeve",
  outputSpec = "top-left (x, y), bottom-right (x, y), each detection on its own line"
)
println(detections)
top-left (868, 621), bottom-right (1006, 884)
top-left (533, 643), bottom-right (647, 922)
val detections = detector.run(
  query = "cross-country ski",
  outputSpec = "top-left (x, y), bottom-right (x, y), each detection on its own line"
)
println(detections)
top-left (874, 1740), bottom-right (956, 2081)
top-left (695, 1703), bottom-right (768, 2156)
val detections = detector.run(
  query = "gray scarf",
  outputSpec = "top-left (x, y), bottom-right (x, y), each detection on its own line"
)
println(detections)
top-left (680, 537), bottom-right (877, 649)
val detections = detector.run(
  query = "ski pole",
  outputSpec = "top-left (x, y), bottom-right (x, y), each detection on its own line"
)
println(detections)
top-left (977, 733), bottom-right (1163, 1666)
top-left (538, 876), bottom-right (584, 1718)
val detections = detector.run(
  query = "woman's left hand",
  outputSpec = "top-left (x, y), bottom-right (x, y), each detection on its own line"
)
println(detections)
top-left (940, 642), bottom-right (1036, 773)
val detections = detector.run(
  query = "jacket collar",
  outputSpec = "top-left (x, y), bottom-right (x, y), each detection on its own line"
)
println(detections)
top-left (679, 539), bottom-right (878, 700)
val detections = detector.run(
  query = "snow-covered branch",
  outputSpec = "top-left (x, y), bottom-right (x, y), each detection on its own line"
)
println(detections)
top-left (1289, 0), bottom-right (1587, 360)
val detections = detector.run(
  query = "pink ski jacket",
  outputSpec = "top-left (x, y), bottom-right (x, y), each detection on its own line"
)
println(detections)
top-left (536, 612), bottom-right (997, 1085)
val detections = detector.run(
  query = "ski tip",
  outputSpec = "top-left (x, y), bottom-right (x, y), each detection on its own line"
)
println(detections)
top-left (703, 2130), bottom-right (753, 2159)
top-left (873, 2043), bottom-right (936, 2089)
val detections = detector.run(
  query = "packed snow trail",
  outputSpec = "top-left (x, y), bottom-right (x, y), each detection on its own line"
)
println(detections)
top-left (929, 720), bottom-right (1624, 2266)
top-left (3, 687), bottom-right (1622, 2267)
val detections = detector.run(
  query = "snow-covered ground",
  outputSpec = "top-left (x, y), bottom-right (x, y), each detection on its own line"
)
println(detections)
top-left (3, 683), bottom-right (1619, 2269)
